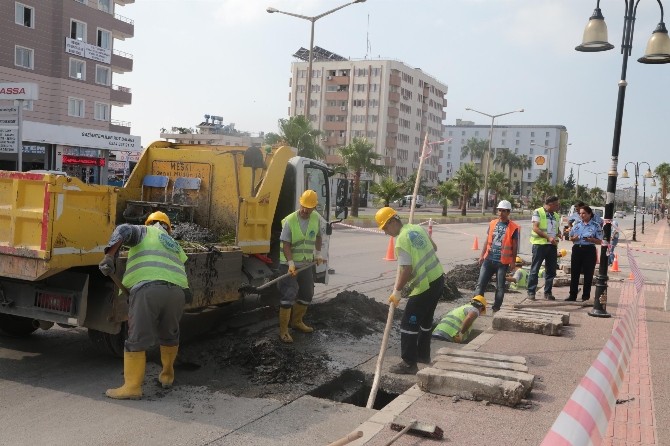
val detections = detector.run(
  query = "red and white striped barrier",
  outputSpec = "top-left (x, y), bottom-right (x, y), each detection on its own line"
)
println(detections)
top-left (541, 251), bottom-right (645, 445)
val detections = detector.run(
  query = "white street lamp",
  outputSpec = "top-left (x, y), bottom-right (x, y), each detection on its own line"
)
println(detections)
top-left (585, 169), bottom-right (607, 189)
top-left (465, 107), bottom-right (524, 214)
top-left (267, 1), bottom-right (366, 121)
top-left (566, 160), bottom-right (596, 199)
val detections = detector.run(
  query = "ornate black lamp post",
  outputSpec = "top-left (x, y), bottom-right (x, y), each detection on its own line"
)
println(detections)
top-left (575, 0), bottom-right (670, 318)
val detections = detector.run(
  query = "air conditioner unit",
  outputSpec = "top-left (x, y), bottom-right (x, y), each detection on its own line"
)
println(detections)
top-left (340, 106), bottom-right (346, 111)
top-left (327, 76), bottom-right (333, 80)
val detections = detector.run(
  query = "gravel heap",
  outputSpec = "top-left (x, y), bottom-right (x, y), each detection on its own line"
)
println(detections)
top-left (171, 222), bottom-right (219, 243)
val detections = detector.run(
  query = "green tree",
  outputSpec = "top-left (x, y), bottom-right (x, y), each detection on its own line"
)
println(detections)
top-left (488, 171), bottom-right (510, 211)
top-left (589, 187), bottom-right (605, 206)
top-left (401, 172), bottom-right (429, 196)
top-left (273, 116), bottom-right (324, 159)
top-left (654, 162), bottom-right (670, 207)
top-left (461, 137), bottom-right (489, 201)
top-left (338, 138), bottom-right (386, 217)
top-left (453, 163), bottom-right (482, 216)
top-left (564, 168), bottom-right (576, 192)
top-left (370, 177), bottom-right (404, 207)
top-left (495, 148), bottom-right (517, 193)
top-left (433, 179), bottom-right (460, 216)
top-left (517, 155), bottom-right (532, 199)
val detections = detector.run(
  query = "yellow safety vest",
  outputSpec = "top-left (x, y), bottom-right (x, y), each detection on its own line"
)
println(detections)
top-left (395, 224), bottom-right (444, 297)
top-left (279, 211), bottom-right (320, 263)
top-left (123, 226), bottom-right (188, 289)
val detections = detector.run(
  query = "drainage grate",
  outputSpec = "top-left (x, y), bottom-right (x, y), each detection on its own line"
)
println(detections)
top-left (309, 370), bottom-right (400, 410)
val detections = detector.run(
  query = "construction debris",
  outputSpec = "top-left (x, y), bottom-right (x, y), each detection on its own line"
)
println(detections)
top-left (492, 308), bottom-right (567, 336)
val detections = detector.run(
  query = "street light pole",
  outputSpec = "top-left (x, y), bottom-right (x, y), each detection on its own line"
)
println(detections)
top-left (566, 160), bottom-right (596, 199)
top-left (575, 0), bottom-right (670, 318)
top-left (465, 107), bottom-right (524, 214)
top-left (621, 161), bottom-right (653, 240)
top-left (267, 1), bottom-right (366, 122)
top-left (586, 169), bottom-right (607, 189)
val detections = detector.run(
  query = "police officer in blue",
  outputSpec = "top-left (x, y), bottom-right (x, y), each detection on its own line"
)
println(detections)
top-left (565, 205), bottom-right (604, 301)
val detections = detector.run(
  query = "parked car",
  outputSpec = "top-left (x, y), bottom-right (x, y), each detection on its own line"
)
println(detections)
top-left (614, 210), bottom-right (626, 218)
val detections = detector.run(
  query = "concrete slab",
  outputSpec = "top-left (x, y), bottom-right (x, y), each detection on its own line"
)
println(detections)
top-left (432, 361), bottom-right (535, 393)
top-left (492, 312), bottom-right (563, 336)
top-left (417, 368), bottom-right (526, 407)
top-left (503, 308), bottom-right (570, 325)
top-left (432, 354), bottom-right (529, 372)
top-left (435, 346), bottom-right (526, 364)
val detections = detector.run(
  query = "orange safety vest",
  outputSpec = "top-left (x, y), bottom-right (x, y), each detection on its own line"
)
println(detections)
top-left (483, 219), bottom-right (520, 265)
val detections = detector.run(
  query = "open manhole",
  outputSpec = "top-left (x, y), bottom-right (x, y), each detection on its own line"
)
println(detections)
top-left (308, 370), bottom-right (401, 410)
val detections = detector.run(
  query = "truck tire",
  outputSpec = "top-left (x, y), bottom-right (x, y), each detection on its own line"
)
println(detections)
top-left (0, 314), bottom-right (38, 337)
top-left (88, 323), bottom-right (127, 357)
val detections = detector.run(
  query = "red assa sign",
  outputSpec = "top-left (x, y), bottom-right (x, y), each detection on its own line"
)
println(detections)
top-left (0, 87), bottom-right (26, 94)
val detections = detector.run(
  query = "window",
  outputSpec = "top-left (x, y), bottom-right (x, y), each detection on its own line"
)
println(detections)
top-left (530, 132), bottom-right (535, 137)
top-left (69, 58), bottom-right (86, 80)
top-left (502, 139), bottom-right (506, 145)
top-left (94, 102), bottom-right (109, 121)
top-left (15, 46), bottom-right (33, 69)
top-left (95, 65), bottom-right (111, 85)
top-left (68, 97), bottom-right (85, 118)
top-left (529, 148), bottom-right (534, 154)
top-left (545, 132), bottom-right (550, 137)
top-left (15, 3), bottom-right (34, 28)
top-left (97, 29), bottom-right (111, 49)
top-left (98, 0), bottom-right (112, 12)
top-left (71, 19), bottom-right (87, 42)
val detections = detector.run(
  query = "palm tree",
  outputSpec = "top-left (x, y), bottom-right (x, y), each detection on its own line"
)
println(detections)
top-left (488, 171), bottom-right (510, 211)
top-left (370, 177), bottom-right (404, 207)
top-left (589, 187), bottom-right (605, 206)
top-left (495, 148), bottom-right (517, 193)
top-left (338, 138), bottom-right (386, 217)
top-left (517, 155), bottom-right (532, 200)
top-left (433, 179), bottom-right (460, 216)
top-left (401, 172), bottom-right (429, 196)
top-left (453, 163), bottom-right (482, 216)
top-left (461, 137), bottom-right (489, 205)
top-left (273, 116), bottom-right (324, 159)
top-left (654, 162), bottom-right (670, 207)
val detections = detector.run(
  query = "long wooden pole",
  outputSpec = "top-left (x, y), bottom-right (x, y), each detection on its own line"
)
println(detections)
top-left (366, 134), bottom-right (429, 409)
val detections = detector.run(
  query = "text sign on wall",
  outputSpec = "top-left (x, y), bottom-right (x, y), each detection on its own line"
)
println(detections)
top-left (0, 83), bottom-right (39, 100)
top-left (0, 106), bottom-right (19, 153)
top-left (65, 38), bottom-right (111, 64)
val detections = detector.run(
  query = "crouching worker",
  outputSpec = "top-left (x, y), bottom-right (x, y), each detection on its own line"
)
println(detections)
top-left (98, 211), bottom-right (189, 399)
top-left (432, 295), bottom-right (487, 343)
top-left (277, 190), bottom-right (324, 343)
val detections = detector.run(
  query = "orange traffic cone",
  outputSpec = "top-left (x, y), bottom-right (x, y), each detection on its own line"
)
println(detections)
top-left (611, 254), bottom-right (620, 272)
top-left (383, 237), bottom-right (397, 261)
top-left (472, 236), bottom-right (479, 251)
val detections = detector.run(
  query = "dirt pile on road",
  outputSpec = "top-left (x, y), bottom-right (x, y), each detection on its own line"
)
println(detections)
top-left (445, 262), bottom-right (495, 293)
top-left (310, 290), bottom-right (395, 337)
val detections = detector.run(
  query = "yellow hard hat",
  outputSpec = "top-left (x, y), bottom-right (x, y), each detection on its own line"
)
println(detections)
top-left (299, 190), bottom-right (318, 208)
top-left (472, 295), bottom-right (487, 314)
top-left (375, 207), bottom-right (397, 230)
top-left (515, 256), bottom-right (523, 265)
top-left (560, 248), bottom-right (567, 257)
top-left (145, 211), bottom-right (172, 233)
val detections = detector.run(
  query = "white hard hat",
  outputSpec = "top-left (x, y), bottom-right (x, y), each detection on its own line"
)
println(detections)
top-left (497, 200), bottom-right (512, 210)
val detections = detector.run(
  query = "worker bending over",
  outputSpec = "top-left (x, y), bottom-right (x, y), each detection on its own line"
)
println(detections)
top-left (432, 295), bottom-right (487, 343)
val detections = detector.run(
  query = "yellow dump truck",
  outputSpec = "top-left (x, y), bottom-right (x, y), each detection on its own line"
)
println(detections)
top-left (0, 142), bottom-right (339, 355)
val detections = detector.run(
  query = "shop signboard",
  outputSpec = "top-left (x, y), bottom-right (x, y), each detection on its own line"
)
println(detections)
top-left (0, 106), bottom-right (19, 153)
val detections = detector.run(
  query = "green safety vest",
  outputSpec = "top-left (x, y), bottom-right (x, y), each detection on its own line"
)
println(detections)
top-left (530, 207), bottom-right (560, 245)
top-left (122, 226), bottom-right (188, 289)
top-left (510, 269), bottom-right (529, 290)
top-left (395, 224), bottom-right (444, 297)
top-left (280, 211), bottom-right (320, 263)
top-left (433, 304), bottom-right (477, 340)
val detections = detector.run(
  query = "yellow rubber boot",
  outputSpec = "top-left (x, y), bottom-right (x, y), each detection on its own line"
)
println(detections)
top-left (290, 303), bottom-right (314, 333)
top-left (106, 351), bottom-right (146, 400)
top-left (158, 345), bottom-right (178, 389)
top-left (279, 307), bottom-right (293, 343)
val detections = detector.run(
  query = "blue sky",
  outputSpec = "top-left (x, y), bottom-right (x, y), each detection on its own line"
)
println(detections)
top-left (114, 0), bottom-right (669, 196)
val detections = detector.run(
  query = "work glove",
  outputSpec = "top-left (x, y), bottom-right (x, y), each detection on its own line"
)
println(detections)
top-left (388, 290), bottom-right (400, 308)
top-left (452, 333), bottom-right (463, 344)
top-left (287, 260), bottom-right (297, 277)
top-left (99, 254), bottom-right (115, 276)
top-left (315, 251), bottom-right (324, 266)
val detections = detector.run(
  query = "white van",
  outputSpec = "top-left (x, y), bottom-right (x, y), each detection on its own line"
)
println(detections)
top-left (405, 195), bottom-right (424, 208)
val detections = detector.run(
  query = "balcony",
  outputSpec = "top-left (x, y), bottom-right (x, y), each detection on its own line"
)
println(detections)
top-left (324, 91), bottom-right (349, 101)
top-left (325, 136), bottom-right (345, 147)
top-left (422, 102), bottom-right (428, 112)
top-left (325, 106), bottom-right (348, 116)
top-left (383, 156), bottom-right (396, 167)
top-left (112, 13), bottom-right (134, 40)
top-left (325, 154), bottom-right (344, 165)
top-left (385, 137), bottom-right (397, 149)
top-left (323, 121), bottom-right (347, 131)
top-left (110, 84), bottom-right (132, 105)
top-left (111, 49), bottom-right (133, 73)
top-left (387, 106), bottom-right (399, 118)
top-left (115, 0), bottom-right (135, 4)
top-left (387, 123), bottom-right (398, 134)
top-left (389, 74), bottom-right (401, 87)
top-left (388, 91), bottom-right (400, 103)
top-left (110, 119), bottom-right (131, 134)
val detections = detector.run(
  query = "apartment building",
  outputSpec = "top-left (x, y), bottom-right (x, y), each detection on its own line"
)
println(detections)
top-left (288, 51), bottom-right (447, 187)
top-left (444, 121), bottom-right (569, 198)
top-left (0, 0), bottom-right (138, 184)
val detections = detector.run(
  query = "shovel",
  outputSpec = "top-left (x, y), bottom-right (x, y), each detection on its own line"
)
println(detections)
top-left (108, 272), bottom-right (130, 296)
top-left (239, 263), bottom-right (315, 293)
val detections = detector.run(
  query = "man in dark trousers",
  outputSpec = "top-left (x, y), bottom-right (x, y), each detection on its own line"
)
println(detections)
top-left (375, 206), bottom-right (444, 374)
top-left (527, 196), bottom-right (561, 300)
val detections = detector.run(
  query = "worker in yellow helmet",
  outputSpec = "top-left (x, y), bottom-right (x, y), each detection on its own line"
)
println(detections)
top-left (375, 206), bottom-right (444, 374)
top-left (433, 295), bottom-right (487, 343)
top-left (98, 211), bottom-right (189, 399)
top-left (277, 190), bottom-right (324, 343)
